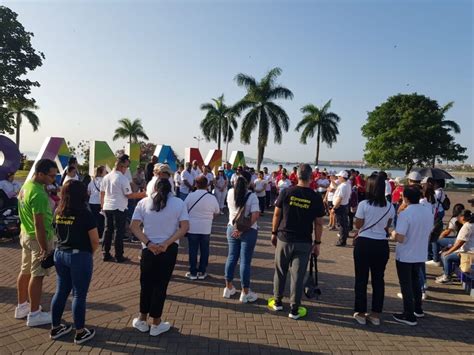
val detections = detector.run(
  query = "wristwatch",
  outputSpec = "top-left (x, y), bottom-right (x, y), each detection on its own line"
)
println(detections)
top-left (314, 241), bottom-right (321, 245)
top-left (271, 231), bottom-right (277, 235)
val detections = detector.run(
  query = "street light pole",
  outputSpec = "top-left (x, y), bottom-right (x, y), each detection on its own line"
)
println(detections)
top-left (225, 114), bottom-right (231, 162)
top-left (193, 135), bottom-right (203, 149)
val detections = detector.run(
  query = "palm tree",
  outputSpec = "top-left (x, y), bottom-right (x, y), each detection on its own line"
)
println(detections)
top-left (234, 67), bottom-right (293, 170)
top-left (200, 94), bottom-right (238, 151)
top-left (5, 100), bottom-right (40, 149)
top-left (295, 99), bottom-right (341, 165)
top-left (112, 118), bottom-right (149, 143)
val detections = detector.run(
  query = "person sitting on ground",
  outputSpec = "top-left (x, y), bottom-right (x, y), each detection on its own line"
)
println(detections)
top-left (184, 176), bottom-right (220, 280)
top-left (50, 180), bottom-right (100, 345)
top-left (428, 203), bottom-right (466, 267)
top-left (130, 178), bottom-right (189, 336)
top-left (223, 171), bottom-right (261, 303)
top-left (269, 164), bottom-right (324, 320)
top-left (0, 171), bottom-right (21, 208)
top-left (436, 209), bottom-right (474, 284)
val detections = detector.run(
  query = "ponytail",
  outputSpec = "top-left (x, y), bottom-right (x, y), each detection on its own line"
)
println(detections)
top-left (153, 178), bottom-right (171, 212)
top-left (234, 176), bottom-right (248, 208)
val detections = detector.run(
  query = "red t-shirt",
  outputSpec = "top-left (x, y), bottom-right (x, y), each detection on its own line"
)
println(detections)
top-left (355, 175), bottom-right (366, 193)
top-left (289, 172), bottom-right (298, 186)
top-left (392, 186), bottom-right (404, 204)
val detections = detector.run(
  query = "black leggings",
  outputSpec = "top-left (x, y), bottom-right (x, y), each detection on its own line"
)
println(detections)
top-left (140, 244), bottom-right (178, 318)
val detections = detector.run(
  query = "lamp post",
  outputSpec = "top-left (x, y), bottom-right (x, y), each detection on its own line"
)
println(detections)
top-left (193, 135), bottom-right (204, 149)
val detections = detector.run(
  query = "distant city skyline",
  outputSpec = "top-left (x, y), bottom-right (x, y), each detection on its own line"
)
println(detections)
top-left (3, 0), bottom-right (473, 163)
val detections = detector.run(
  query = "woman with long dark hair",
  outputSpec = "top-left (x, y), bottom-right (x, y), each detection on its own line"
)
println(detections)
top-left (353, 174), bottom-right (395, 326)
top-left (223, 171), bottom-right (261, 303)
top-left (130, 178), bottom-right (189, 336)
top-left (87, 166), bottom-right (105, 239)
top-left (50, 180), bottom-right (100, 344)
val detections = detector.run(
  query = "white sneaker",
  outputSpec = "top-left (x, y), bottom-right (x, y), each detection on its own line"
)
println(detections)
top-left (222, 287), bottom-right (236, 299)
top-left (197, 272), bottom-right (208, 280)
top-left (14, 302), bottom-right (30, 319)
top-left (425, 260), bottom-right (441, 267)
top-left (26, 311), bottom-right (51, 327)
top-left (435, 275), bottom-right (451, 284)
top-left (150, 322), bottom-right (171, 336)
top-left (239, 290), bottom-right (258, 303)
top-left (422, 292), bottom-right (428, 300)
top-left (132, 318), bottom-right (149, 333)
top-left (424, 283), bottom-right (429, 290)
top-left (397, 292), bottom-right (403, 299)
top-left (353, 312), bottom-right (366, 325)
top-left (185, 272), bottom-right (197, 280)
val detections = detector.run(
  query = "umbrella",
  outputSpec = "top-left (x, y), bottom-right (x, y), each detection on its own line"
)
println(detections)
top-left (416, 167), bottom-right (454, 180)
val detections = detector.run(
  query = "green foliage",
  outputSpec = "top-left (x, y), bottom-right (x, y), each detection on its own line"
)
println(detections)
top-left (4, 99), bottom-right (40, 149)
top-left (112, 118), bottom-right (149, 143)
top-left (361, 93), bottom-right (467, 174)
top-left (200, 94), bottom-right (238, 150)
top-left (295, 99), bottom-right (341, 165)
top-left (0, 6), bottom-right (44, 133)
top-left (234, 67), bottom-right (293, 170)
top-left (139, 141), bottom-right (156, 163)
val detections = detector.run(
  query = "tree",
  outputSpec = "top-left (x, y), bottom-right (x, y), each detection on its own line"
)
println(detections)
top-left (200, 94), bottom-right (238, 150)
top-left (361, 93), bottom-right (467, 174)
top-left (234, 67), bottom-right (293, 170)
top-left (112, 118), bottom-right (149, 143)
top-left (0, 6), bottom-right (44, 133)
top-left (139, 141), bottom-right (156, 164)
top-left (295, 99), bottom-right (341, 165)
top-left (4, 100), bottom-right (40, 149)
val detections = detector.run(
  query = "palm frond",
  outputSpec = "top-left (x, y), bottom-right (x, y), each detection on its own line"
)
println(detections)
top-left (240, 109), bottom-right (259, 144)
top-left (268, 86), bottom-right (294, 100)
top-left (23, 111), bottom-right (40, 131)
top-left (235, 73), bottom-right (257, 90)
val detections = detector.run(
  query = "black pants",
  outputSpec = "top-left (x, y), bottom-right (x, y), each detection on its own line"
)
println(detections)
top-left (335, 205), bottom-right (349, 244)
top-left (265, 191), bottom-right (271, 208)
top-left (140, 244), bottom-right (178, 318)
top-left (353, 238), bottom-right (389, 313)
top-left (102, 209), bottom-right (126, 258)
top-left (258, 196), bottom-right (265, 213)
top-left (396, 260), bottom-right (423, 321)
top-left (348, 210), bottom-right (355, 232)
top-left (89, 204), bottom-right (104, 239)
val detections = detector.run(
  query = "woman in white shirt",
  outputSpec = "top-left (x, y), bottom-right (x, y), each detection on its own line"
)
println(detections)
top-left (214, 168), bottom-right (227, 214)
top-left (87, 166), bottom-right (105, 239)
top-left (224, 171), bottom-right (261, 303)
top-left (353, 174), bottom-right (395, 326)
top-left (277, 173), bottom-right (291, 194)
top-left (254, 171), bottom-right (268, 214)
top-left (325, 173), bottom-right (338, 230)
top-left (130, 178), bottom-right (189, 336)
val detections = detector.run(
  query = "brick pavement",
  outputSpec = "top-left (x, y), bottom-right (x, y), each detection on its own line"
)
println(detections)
top-left (1, 192), bottom-right (473, 354)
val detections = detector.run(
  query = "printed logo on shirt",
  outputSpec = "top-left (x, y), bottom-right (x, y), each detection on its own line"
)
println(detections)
top-left (289, 196), bottom-right (311, 209)
top-left (56, 216), bottom-right (76, 225)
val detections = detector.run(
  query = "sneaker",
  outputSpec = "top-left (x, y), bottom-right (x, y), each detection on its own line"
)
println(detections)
top-left (103, 254), bottom-right (115, 262)
top-left (150, 322), bottom-right (171, 336)
top-left (335, 241), bottom-right (346, 247)
top-left (267, 298), bottom-right (283, 311)
top-left (366, 314), bottom-right (380, 326)
top-left (50, 324), bottom-right (73, 340)
top-left (424, 283), bottom-right (429, 290)
top-left (239, 290), bottom-right (258, 303)
top-left (222, 287), bottom-right (237, 299)
top-left (115, 256), bottom-right (129, 263)
top-left (132, 318), bottom-right (149, 333)
top-left (397, 292), bottom-right (403, 299)
top-left (414, 311), bottom-right (425, 318)
top-left (392, 313), bottom-right (417, 326)
top-left (26, 311), bottom-right (51, 327)
top-left (425, 260), bottom-right (441, 267)
top-left (422, 292), bottom-right (427, 301)
top-left (197, 272), bottom-right (208, 280)
top-left (435, 275), bottom-right (451, 284)
top-left (185, 272), bottom-right (198, 280)
top-left (14, 302), bottom-right (30, 319)
top-left (353, 312), bottom-right (366, 325)
top-left (289, 306), bottom-right (308, 320)
top-left (74, 328), bottom-right (95, 345)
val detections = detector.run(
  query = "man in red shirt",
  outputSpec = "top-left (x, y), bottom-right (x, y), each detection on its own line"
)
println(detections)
top-left (289, 167), bottom-right (298, 186)
top-left (355, 171), bottom-right (366, 202)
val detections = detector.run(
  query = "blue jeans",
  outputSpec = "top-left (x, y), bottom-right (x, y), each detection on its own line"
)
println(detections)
top-left (224, 225), bottom-right (258, 289)
top-left (441, 252), bottom-right (460, 276)
top-left (51, 249), bottom-right (93, 329)
top-left (179, 192), bottom-right (188, 201)
top-left (187, 233), bottom-right (210, 275)
top-left (433, 237), bottom-right (456, 262)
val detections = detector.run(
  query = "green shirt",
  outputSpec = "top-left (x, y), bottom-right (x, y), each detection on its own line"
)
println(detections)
top-left (18, 180), bottom-right (54, 240)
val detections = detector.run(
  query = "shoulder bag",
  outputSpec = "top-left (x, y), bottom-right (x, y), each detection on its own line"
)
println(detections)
top-left (232, 192), bottom-right (252, 233)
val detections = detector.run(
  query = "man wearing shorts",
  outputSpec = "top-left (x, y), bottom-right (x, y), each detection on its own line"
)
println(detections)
top-left (15, 159), bottom-right (58, 326)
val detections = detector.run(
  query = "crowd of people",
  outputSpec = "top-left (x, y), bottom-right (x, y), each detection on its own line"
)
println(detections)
top-left (7, 155), bottom-right (474, 345)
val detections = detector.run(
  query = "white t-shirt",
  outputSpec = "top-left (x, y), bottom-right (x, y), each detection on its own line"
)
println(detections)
top-left (317, 178), bottom-right (329, 193)
top-left (174, 171), bottom-right (182, 188)
top-left (355, 201), bottom-right (395, 240)
top-left (435, 188), bottom-right (446, 213)
top-left (191, 167), bottom-right (202, 180)
top-left (87, 177), bottom-right (103, 205)
top-left (101, 170), bottom-right (132, 211)
top-left (0, 180), bottom-right (21, 198)
top-left (132, 193), bottom-right (189, 246)
top-left (395, 204), bottom-right (434, 263)
top-left (214, 175), bottom-right (227, 191)
top-left (227, 189), bottom-right (260, 230)
top-left (264, 174), bottom-right (271, 191)
top-left (205, 172), bottom-right (214, 191)
top-left (385, 180), bottom-right (392, 197)
top-left (334, 181), bottom-right (351, 205)
top-left (327, 181), bottom-right (338, 202)
top-left (278, 179), bottom-right (291, 193)
top-left (419, 198), bottom-right (436, 218)
top-left (447, 217), bottom-right (458, 234)
top-left (63, 175), bottom-right (79, 185)
top-left (230, 173), bottom-right (239, 186)
top-left (457, 222), bottom-right (474, 253)
top-left (254, 179), bottom-right (267, 197)
top-left (146, 176), bottom-right (175, 196)
top-left (180, 170), bottom-right (195, 194)
top-left (184, 190), bottom-right (220, 234)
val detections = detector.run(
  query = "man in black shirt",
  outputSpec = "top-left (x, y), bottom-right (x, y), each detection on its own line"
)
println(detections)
top-left (145, 156), bottom-right (158, 184)
top-left (270, 163), bottom-right (325, 320)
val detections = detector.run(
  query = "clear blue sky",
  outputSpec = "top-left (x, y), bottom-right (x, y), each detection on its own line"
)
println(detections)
top-left (5, 0), bottom-right (473, 164)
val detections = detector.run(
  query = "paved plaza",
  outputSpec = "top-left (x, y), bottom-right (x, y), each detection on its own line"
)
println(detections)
top-left (1, 192), bottom-right (473, 354)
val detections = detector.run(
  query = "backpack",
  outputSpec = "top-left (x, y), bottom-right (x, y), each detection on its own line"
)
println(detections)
top-left (232, 192), bottom-right (252, 233)
top-left (441, 194), bottom-right (450, 211)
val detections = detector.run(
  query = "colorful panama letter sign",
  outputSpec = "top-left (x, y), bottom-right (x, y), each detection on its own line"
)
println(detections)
top-left (89, 141), bottom-right (116, 176)
top-left (229, 151), bottom-right (245, 169)
top-left (127, 143), bottom-right (140, 175)
top-left (154, 145), bottom-right (177, 172)
top-left (0, 135), bottom-right (22, 180)
top-left (204, 149), bottom-right (222, 171)
top-left (26, 137), bottom-right (71, 180)
top-left (185, 148), bottom-right (204, 166)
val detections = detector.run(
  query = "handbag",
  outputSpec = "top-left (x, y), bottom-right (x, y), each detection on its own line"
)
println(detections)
top-left (232, 192), bottom-right (252, 233)
top-left (40, 252), bottom-right (55, 269)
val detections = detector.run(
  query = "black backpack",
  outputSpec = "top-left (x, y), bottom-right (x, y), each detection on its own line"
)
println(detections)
top-left (441, 194), bottom-right (451, 211)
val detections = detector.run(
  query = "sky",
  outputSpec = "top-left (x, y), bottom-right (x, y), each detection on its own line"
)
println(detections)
top-left (3, 0), bottom-right (473, 164)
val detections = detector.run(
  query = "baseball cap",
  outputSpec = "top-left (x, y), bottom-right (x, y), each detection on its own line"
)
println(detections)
top-left (335, 170), bottom-right (349, 179)
top-left (218, 166), bottom-right (224, 171)
top-left (407, 171), bottom-right (422, 181)
top-left (154, 163), bottom-right (173, 176)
